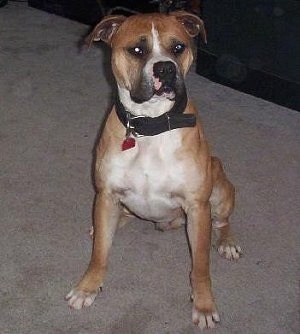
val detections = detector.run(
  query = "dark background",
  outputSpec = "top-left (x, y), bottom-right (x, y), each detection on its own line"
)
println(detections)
top-left (197, 0), bottom-right (300, 111)
top-left (26, 0), bottom-right (300, 110)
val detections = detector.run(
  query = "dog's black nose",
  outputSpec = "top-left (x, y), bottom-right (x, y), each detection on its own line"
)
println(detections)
top-left (153, 61), bottom-right (176, 82)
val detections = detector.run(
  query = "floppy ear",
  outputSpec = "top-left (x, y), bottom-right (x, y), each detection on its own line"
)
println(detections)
top-left (170, 11), bottom-right (207, 43)
top-left (85, 15), bottom-right (126, 47)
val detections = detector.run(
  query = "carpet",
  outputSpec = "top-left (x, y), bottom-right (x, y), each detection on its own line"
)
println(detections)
top-left (0, 3), bottom-right (299, 333)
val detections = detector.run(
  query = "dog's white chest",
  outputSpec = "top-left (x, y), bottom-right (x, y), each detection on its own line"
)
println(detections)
top-left (106, 131), bottom-right (186, 222)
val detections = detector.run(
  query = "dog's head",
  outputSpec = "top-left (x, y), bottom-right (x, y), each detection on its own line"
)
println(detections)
top-left (86, 12), bottom-right (206, 115)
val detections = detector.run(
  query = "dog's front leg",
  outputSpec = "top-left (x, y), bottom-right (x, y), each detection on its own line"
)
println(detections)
top-left (186, 201), bottom-right (220, 330)
top-left (66, 190), bottom-right (120, 309)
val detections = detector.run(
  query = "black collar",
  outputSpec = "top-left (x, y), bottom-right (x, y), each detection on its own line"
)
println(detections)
top-left (115, 93), bottom-right (196, 137)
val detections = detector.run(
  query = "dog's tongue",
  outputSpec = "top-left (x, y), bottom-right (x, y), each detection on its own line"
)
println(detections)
top-left (153, 77), bottom-right (175, 100)
top-left (153, 77), bottom-right (162, 91)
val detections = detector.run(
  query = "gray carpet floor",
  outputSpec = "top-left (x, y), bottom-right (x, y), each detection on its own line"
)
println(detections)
top-left (0, 3), bottom-right (299, 334)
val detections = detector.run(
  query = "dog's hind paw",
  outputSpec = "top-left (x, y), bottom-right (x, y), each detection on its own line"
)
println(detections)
top-left (217, 242), bottom-right (242, 261)
top-left (65, 288), bottom-right (99, 310)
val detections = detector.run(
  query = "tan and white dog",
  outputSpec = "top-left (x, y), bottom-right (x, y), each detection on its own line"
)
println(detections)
top-left (66, 11), bottom-right (242, 330)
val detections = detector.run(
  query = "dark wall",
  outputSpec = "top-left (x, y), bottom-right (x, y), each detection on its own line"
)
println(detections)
top-left (196, 0), bottom-right (300, 110)
top-left (28, 1), bottom-right (193, 24)
top-left (28, 0), bottom-right (103, 25)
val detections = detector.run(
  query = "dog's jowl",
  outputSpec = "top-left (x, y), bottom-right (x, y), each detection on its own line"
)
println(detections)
top-left (66, 11), bottom-right (242, 330)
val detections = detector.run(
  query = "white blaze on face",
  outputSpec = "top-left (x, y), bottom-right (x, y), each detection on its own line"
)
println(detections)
top-left (151, 24), bottom-right (163, 91)
top-left (145, 24), bottom-right (176, 76)
top-left (151, 23), bottom-right (162, 56)
top-left (150, 24), bottom-right (175, 61)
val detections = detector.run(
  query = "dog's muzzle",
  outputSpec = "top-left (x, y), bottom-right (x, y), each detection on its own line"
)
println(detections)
top-left (153, 61), bottom-right (177, 98)
top-left (130, 60), bottom-right (184, 103)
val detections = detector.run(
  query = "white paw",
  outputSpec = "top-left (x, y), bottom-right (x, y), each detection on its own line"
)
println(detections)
top-left (65, 289), bottom-right (98, 310)
top-left (192, 306), bottom-right (220, 330)
top-left (218, 244), bottom-right (242, 260)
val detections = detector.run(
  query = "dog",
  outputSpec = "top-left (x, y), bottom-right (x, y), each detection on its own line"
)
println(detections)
top-left (66, 11), bottom-right (242, 330)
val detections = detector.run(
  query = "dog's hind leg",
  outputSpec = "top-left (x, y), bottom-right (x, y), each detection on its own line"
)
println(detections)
top-left (155, 214), bottom-right (186, 232)
top-left (210, 157), bottom-right (242, 260)
top-left (66, 190), bottom-right (121, 309)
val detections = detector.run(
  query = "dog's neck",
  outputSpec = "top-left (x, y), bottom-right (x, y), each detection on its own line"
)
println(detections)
top-left (115, 86), bottom-right (195, 137)
top-left (117, 85), bottom-right (175, 118)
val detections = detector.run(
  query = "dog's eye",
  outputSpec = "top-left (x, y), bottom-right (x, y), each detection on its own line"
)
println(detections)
top-left (128, 46), bottom-right (145, 57)
top-left (173, 43), bottom-right (186, 55)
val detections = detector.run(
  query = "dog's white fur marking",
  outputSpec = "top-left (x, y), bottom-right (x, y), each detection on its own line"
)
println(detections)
top-left (104, 130), bottom-right (201, 223)
top-left (151, 23), bottom-right (161, 56)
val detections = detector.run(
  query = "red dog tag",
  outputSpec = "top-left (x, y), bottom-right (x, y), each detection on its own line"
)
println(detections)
top-left (122, 137), bottom-right (136, 151)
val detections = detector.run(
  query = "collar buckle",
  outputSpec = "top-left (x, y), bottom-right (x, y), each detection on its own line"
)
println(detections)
top-left (126, 112), bottom-right (146, 138)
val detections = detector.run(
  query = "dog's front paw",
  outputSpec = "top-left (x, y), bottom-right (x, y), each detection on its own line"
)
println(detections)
top-left (192, 305), bottom-right (220, 330)
top-left (217, 240), bottom-right (242, 261)
top-left (65, 288), bottom-right (99, 310)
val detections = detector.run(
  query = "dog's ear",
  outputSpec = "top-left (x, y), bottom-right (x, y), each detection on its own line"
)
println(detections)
top-left (85, 15), bottom-right (126, 47)
top-left (170, 11), bottom-right (207, 43)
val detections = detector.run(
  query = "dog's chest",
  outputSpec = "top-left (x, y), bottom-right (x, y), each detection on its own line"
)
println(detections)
top-left (105, 131), bottom-right (187, 221)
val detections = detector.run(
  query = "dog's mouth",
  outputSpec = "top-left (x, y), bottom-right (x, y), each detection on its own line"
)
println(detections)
top-left (129, 70), bottom-right (182, 104)
top-left (153, 77), bottom-right (176, 100)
